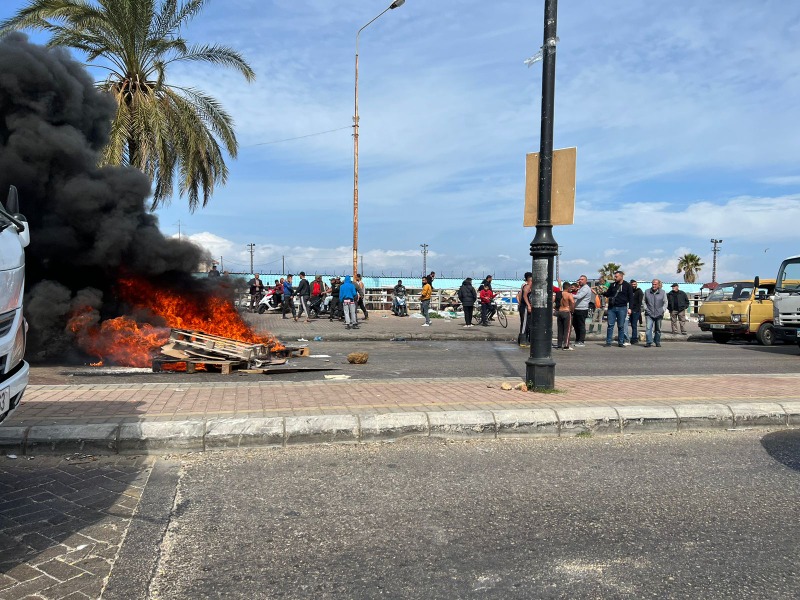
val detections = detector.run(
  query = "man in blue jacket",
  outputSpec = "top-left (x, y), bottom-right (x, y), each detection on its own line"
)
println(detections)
top-left (282, 274), bottom-right (297, 321)
top-left (339, 275), bottom-right (359, 330)
top-left (603, 270), bottom-right (634, 347)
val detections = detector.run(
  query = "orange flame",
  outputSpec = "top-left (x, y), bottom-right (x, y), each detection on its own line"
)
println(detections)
top-left (68, 275), bottom-right (281, 367)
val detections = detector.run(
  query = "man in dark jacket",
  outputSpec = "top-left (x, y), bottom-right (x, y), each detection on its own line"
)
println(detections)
top-left (282, 275), bottom-right (297, 321)
top-left (295, 272), bottom-right (311, 322)
top-left (603, 270), bottom-right (634, 347)
top-left (667, 283), bottom-right (690, 334)
top-left (628, 279), bottom-right (644, 344)
top-left (457, 278), bottom-right (477, 328)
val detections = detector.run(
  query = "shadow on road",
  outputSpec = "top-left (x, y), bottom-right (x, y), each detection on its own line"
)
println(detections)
top-left (761, 430), bottom-right (800, 472)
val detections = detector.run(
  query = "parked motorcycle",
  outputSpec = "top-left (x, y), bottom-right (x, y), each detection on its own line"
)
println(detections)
top-left (393, 294), bottom-right (408, 317)
top-left (257, 289), bottom-right (282, 314)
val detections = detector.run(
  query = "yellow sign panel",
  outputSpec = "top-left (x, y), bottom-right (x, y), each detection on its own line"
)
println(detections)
top-left (524, 147), bottom-right (576, 226)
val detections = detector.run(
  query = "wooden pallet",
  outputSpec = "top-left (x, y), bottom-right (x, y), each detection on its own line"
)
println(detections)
top-left (152, 358), bottom-right (245, 375)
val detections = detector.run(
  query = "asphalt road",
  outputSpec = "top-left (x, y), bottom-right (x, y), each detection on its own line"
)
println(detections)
top-left (142, 431), bottom-right (800, 599)
top-left (30, 336), bottom-right (800, 385)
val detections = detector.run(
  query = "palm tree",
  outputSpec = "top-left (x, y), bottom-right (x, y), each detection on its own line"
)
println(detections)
top-left (677, 253), bottom-right (704, 283)
top-left (1, 0), bottom-right (255, 211)
top-left (597, 262), bottom-right (620, 284)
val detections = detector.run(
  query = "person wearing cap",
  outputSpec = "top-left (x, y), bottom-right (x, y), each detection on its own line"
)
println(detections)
top-left (457, 277), bottom-right (478, 328)
top-left (602, 270), bottom-right (634, 347)
top-left (667, 282), bottom-right (690, 334)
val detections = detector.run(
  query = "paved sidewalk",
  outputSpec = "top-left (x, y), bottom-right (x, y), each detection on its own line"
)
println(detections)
top-left (2, 373), bottom-right (798, 454)
top-left (246, 310), bottom-right (705, 342)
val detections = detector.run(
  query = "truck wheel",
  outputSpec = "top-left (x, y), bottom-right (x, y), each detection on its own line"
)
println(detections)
top-left (756, 323), bottom-right (775, 346)
top-left (712, 332), bottom-right (731, 344)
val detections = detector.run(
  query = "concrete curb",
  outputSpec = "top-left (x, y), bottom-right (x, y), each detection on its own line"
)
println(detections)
top-left (2, 401), bottom-right (796, 455)
top-left (267, 331), bottom-right (706, 343)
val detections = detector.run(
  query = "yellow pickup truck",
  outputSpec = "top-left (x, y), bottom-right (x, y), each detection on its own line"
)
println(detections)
top-left (698, 279), bottom-right (775, 345)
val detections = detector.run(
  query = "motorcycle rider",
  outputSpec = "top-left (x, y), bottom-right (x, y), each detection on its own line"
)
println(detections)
top-left (392, 279), bottom-right (407, 316)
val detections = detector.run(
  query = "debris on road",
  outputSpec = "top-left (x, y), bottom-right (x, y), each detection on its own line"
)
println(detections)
top-left (347, 352), bottom-right (369, 364)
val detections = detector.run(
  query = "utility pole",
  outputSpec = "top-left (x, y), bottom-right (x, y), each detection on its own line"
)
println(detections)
top-left (247, 243), bottom-right (256, 274)
top-left (710, 239), bottom-right (723, 283)
top-left (282, 255), bottom-right (285, 275)
top-left (219, 256), bottom-right (224, 271)
top-left (526, 0), bottom-right (559, 390)
top-left (174, 220), bottom-right (182, 241)
top-left (420, 244), bottom-right (429, 277)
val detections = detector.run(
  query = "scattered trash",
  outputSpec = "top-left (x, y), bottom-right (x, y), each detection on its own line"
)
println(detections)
top-left (297, 338), bottom-right (308, 342)
top-left (65, 453), bottom-right (97, 462)
top-left (514, 382), bottom-right (528, 391)
top-left (410, 313), bottom-right (424, 319)
top-left (324, 374), bottom-right (351, 380)
top-left (381, 315), bottom-right (389, 318)
top-left (313, 336), bottom-right (324, 341)
top-left (390, 337), bottom-right (407, 342)
top-left (347, 352), bottom-right (369, 364)
top-left (501, 383), bottom-right (513, 390)
top-left (7, 454), bottom-right (17, 459)
top-left (309, 354), bottom-right (331, 358)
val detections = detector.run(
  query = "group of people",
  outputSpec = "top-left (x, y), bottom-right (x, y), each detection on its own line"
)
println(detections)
top-left (515, 270), bottom-right (691, 350)
top-left (247, 272), bottom-right (370, 329)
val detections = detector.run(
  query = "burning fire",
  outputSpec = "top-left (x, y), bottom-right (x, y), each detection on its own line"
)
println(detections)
top-left (67, 276), bottom-right (281, 367)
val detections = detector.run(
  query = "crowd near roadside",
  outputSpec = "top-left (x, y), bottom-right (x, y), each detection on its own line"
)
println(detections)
top-left (221, 267), bottom-right (692, 343)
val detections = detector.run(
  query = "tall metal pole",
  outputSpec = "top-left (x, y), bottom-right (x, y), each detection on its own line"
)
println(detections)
top-left (525, 0), bottom-right (559, 390)
top-left (353, 1), bottom-right (405, 278)
top-left (710, 239), bottom-right (722, 283)
top-left (420, 243), bottom-right (428, 276)
top-left (247, 243), bottom-right (256, 274)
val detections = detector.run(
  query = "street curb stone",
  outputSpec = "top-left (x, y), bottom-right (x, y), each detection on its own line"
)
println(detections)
top-left (427, 410), bottom-right (496, 438)
top-left (360, 413), bottom-right (429, 442)
top-left (284, 415), bottom-right (359, 445)
top-left (675, 403), bottom-right (734, 431)
top-left (618, 406), bottom-right (679, 434)
top-left (3, 402), bottom-right (799, 454)
top-left (118, 421), bottom-right (205, 454)
top-left (205, 417), bottom-right (284, 449)
top-left (494, 409), bottom-right (560, 438)
top-left (727, 402), bottom-right (787, 428)
top-left (556, 406), bottom-right (621, 436)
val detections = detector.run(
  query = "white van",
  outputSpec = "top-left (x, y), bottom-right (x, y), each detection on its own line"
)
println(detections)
top-left (0, 186), bottom-right (30, 423)
top-left (773, 255), bottom-right (800, 348)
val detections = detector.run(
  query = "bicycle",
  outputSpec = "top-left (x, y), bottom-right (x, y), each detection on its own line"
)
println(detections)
top-left (472, 299), bottom-right (508, 328)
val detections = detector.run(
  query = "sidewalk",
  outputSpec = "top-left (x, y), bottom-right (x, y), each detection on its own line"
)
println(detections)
top-left (246, 310), bottom-right (705, 342)
top-left (3, 372), bottom-right (797, 454)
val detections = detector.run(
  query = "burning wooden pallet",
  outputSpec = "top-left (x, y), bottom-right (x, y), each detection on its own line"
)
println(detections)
top-left (153, 328), bottom-right (303, 374)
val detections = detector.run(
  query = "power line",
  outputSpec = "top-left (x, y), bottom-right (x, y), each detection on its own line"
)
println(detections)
top-left (244, 126), bottom-right (351, 148)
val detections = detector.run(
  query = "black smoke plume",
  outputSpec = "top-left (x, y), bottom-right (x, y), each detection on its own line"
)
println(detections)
top-left (0, 34), bottom-right (211, 361)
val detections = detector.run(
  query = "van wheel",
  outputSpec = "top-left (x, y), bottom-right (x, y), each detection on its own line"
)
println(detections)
top-left (756, 323), bottom-right (775, 346)
top-left (712, 332), bottom-right (731, 344)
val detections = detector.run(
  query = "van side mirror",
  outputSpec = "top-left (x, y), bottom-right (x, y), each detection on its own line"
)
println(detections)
top-left (753, 276), bottom-right (760, 289)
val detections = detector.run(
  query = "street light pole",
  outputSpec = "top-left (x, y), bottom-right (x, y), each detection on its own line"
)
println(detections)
top-left (525, 0), bottom-right (559, 390)
top-left (353, 0), bottom-right (406, 277)
top-left (710, 239), bottom-right (723, 283)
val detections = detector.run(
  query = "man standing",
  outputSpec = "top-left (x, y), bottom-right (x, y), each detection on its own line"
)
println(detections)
top-left (248, 273), bottom-right (266, 312)
top-left (281, 274), bottom-right (297, 321)
top-left (458, 278), bottom-right (477, 328)
top-left (419, 276), bottom-right (433, 326)
top-left (572, 275), bottom-right (591, 347)
top-left (328, 277), bottom-right (341, 321)
top-left (208, 265), bottom-right (220, 278)
top-left (295, 272), bottom-right (311, 322)
top-left (644, 279), bottom-right (667, 347)
top-left (667, 283), bottom-right (690, 334)
top-left (354, 274), bottom-right (369, 320)
top-left (339, 275), bottom-right (359, 329)
top-left (603, 270), bottom-right (634, 347)
top-left (628, 279), bottom-right (644, 344)
top-left (517, 272), bottom-right (533, 345)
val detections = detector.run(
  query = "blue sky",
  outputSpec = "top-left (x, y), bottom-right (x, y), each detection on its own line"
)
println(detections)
top-left (6, 0), bottom-right (800, 282)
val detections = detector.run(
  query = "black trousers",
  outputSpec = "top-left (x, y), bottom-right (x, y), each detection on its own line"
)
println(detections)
top-left (573, 309), bottom-right (588, 343)
top-left (463, 305), bottom-right (474, 325)
top-left (357, 297), bottom-right (368, 318)
top-left (282, 297), bottom-right (296, 318)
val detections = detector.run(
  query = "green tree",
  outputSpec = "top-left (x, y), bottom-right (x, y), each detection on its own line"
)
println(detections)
top-left (1, 0), bottom-right (255, 211)
top-left (597, 262), bottom-right (620, 284)
top-left (676, 253), bottom-right (704, 283)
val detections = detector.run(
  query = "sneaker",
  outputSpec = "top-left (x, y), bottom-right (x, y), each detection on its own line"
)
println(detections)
top-left (463, 325), bottom-right (470, 328)
top-left (655, 343), bottom-right (662, 347)
top-left (562, 347), bottom-right (574, 351)
top-left (603, 344), bottom-right (612, 347)
top-left (422, 323), bottom-right (430, 327)
top-left (575, 342), bottom-right (585, 347)
top-left (618, 344), bottom-right (624, 347)
top-left (345, 324), bottom-right (351, 330)
top-left (352, 324), bottom-right (360, 329)
top-left (623, 342), bottom-right (631, 347)
top-left (645, 343), bottom-right (652, 348)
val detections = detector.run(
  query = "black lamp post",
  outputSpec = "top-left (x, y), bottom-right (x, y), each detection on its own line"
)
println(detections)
top-left (525, 0), bottom-right (559, 390)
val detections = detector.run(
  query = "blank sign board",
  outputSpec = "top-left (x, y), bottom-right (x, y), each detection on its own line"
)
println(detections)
top-left (524, 147), bottom-right (576, 226)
